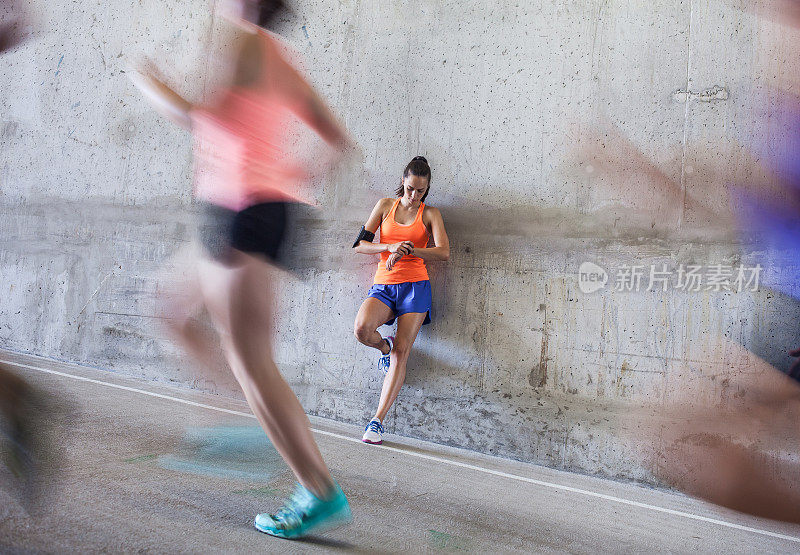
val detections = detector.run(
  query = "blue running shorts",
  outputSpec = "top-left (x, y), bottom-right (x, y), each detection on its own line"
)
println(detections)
top-left (367, 280), bottom-right (432, 326)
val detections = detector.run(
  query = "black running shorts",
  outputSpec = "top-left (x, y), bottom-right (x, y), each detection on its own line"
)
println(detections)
top-left (198, 201), bottom-right (292, 267)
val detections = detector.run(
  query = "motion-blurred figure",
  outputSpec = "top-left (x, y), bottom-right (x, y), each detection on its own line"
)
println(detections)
top-left (579, 115), bottom-right (800, 521)
top-left (129, 0), bottom-right (356, 539)
top-left (0, 364), bottom-right (38, 503)
top-left (578, 1), bottom-right (800, 521)
top-left (0, 0), bottom-right (46, 511)
top-left (737, 0), bottom-right (800, 29)
top-left (626, 337), bottom-right (800, 523)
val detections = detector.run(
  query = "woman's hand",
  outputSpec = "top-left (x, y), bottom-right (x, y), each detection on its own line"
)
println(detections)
top-left (386, 242), bottom-right (416, 271)
top-left (386, 252), bottom-right (402, 271)
top-left (387, 241), bottom-right (414, 256)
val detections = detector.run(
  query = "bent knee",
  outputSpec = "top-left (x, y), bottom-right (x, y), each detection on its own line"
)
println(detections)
top-left (353, 322), bottom-right (373, 343)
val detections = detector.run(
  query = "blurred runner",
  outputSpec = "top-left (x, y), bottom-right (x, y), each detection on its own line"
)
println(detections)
top-left (0, 0), bottom-right (60, 515)
top-left (581, 0), bottom-right (800, 522)
top-left (0, 363), bottom-right (38, 505)
top-left (129, 0), bottom-right (357, 539)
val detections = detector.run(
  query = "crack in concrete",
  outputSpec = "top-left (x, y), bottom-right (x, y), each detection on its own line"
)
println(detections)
top-left (75, 270), bottom-right (115, 319)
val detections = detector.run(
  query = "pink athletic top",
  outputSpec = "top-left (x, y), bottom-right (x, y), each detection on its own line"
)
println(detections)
top-left (190, 31), bottom-right (308, 211)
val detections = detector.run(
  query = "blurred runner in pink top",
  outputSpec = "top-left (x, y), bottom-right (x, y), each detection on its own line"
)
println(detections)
top-left (190, 34), bottom-right (310, 210)
top-left (129, 0), bottom-right (358, 540)
top-left (192, 90), bottom-right (305, 210)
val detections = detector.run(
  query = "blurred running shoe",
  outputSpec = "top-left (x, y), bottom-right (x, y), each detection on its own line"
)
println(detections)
top-left (254, 481), bottom-right (351, 539)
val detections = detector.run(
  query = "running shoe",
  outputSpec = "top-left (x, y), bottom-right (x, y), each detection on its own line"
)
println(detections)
top-left (254, 481), bottom-right (352, 539)
top-left (362, 417), bottom-right (383, 445)
top-left (378, 336), bottom-right (394, 374)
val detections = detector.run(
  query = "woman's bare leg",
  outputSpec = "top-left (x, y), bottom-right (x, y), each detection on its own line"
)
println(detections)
top-left (354, 297), bottom-right (395, 354)
top-left (159, 248), bottom-right (229, 374)
top-left (374, 312), bottom-right (426, 422)
top-left (204, 252), bottom-right (334, 499)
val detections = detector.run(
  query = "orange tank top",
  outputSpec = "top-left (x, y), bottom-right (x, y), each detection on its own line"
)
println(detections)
top-left (374, 199), bottom-right (430, 285)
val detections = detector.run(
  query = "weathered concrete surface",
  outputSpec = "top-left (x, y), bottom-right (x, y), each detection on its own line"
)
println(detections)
top-left (1, 0), bottom-right (798, 486)
top-left (2, 355), bottom-right (799, 553)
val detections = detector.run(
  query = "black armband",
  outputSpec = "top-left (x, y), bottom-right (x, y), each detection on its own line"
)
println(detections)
top-left (352, 226), bottom-right (375, 248)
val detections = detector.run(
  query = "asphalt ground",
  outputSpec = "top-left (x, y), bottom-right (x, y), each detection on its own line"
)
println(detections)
top-left (1, 351), bottom-right (799, 553)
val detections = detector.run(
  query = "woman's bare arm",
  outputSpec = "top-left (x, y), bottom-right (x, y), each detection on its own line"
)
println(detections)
top-left (271, 53), bottom-right (352, 148)
top-left (128, 60), bottom-right (193, 130)
top-left (410, 207), bottom-right (450, 261)
top-left (354, 199), bottom-right (413, 255)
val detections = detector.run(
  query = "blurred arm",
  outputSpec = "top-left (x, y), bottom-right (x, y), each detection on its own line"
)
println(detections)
top-left (274, 58), bottom-right (352, 149)
top-left (128, 65), bottom-right (193, 130)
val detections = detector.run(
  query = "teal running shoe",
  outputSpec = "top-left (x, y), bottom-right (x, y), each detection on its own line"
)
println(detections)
top-left (254, 481), bottom-right (352, 539)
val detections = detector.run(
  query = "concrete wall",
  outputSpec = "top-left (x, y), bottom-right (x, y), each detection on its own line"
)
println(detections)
top-left (1, 0), bottom-right (796, 485)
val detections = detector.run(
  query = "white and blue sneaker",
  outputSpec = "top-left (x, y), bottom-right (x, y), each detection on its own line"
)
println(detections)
top-left (378, 336), bottom-right (394, 374)
top-left (362, 417), bottom-right (384, 445)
